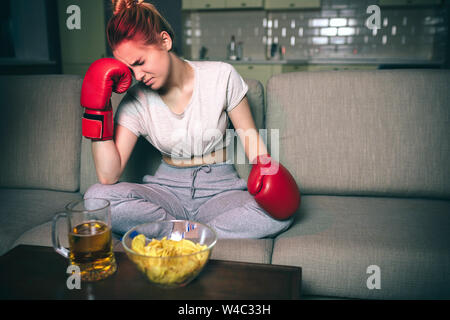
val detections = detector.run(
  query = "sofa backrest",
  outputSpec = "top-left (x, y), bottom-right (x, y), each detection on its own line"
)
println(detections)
top-left (266, 69), bottom-right (450, 200)
top-left (0, 75), bottom-right (83, 192)
top-left (79, 78), bottom-right (265, 194)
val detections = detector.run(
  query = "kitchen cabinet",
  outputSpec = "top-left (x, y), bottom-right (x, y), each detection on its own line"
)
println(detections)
top-left (281, 64), bottom-right (378, 74)
top-left (232, 64), bottom-right (274, 91)
top-left (183, 0), bottom-right (263, 10)
top-left (281, 64), bottom-right (308, 73)
top-left (226, 0), bottom-right (264, 9)
top-left (182, 0), bottom-right (191, 9)
top-left (302, 64), bottom-right (378, 71)
top-left (378, 0), bottom-right (441, 6)
top-left (264, 0), bottom-right (321, 10)
top-left (232, 63), bottom-right (307, 90)
top-left (182, 0), bottom-right (227, 10)
top-left (232, 62), bottom-right (379, 89)
top-left (57, 0), bottom-right (107, 75)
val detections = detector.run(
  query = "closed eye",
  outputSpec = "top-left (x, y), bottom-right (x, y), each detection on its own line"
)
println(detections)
top-left (131, 60), bottom-right (144, 67)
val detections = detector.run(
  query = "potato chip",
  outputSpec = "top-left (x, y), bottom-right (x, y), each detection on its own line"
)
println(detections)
top-left (130, 234), bottom-right (209, 286)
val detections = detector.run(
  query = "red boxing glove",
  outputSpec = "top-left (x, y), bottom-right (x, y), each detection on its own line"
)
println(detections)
top-left (247, 155), bottom-right (301, 220)
top-left (81, 58), bottom-right (132, 140)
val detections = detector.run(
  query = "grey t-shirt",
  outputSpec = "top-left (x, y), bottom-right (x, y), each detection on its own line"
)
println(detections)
top-left (114, 60), bottom-right (248, 158)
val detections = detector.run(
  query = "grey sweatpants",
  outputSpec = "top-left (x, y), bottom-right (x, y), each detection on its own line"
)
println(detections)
top-left (84, 161), bottom-right (293, 239)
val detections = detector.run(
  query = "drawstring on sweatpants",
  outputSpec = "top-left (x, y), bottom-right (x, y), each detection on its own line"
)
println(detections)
top-left (191, 164), bottom-right (212, 199)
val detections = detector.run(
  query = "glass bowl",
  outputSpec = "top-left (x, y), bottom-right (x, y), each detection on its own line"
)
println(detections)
top-left (122, 220), bottom-right (217, 288)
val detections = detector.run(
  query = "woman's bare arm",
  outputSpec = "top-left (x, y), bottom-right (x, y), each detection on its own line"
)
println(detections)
top-left (227, 96), bottom-right (268, 163)
top-left (91, 124), bottom-right (138, 184)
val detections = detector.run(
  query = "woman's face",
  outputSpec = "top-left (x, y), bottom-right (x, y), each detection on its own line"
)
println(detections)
top-left (113, 32), bottom-right (172, 90)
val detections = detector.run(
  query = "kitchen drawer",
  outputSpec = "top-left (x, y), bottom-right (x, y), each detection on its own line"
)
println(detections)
top-left (233, 64), bottom-right (274, 89)
top-left (378, 0), bottom-right (441, 6)
top-left (305, 64), bottom-right (379, 71)
top-left (281, 65), bottom-right (308, 73)
top-left (226, 0), bottom-right (264, 9)
top-left (182, 0), bottom-right (227, 10)
top-left (264, 0), bottom-right (321, 10)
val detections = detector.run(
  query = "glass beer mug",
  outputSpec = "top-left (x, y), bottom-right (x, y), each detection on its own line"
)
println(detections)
top-left (52, 198), bottom-right (117, 281)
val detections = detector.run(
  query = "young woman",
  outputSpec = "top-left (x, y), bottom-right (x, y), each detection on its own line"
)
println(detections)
top-left (82, 0), bottom-right (300, 238)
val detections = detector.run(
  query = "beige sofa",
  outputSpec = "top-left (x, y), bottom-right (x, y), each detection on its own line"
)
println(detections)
top-left (1, 69), bottom-right (449, 300)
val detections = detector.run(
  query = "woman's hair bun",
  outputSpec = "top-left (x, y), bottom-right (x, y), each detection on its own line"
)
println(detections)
top-left (112, 0), bottom-right (145, 16)
top-left (107, 0), bottom-right (175, 51)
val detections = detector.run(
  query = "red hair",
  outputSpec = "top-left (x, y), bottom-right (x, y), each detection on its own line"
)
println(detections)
top-left (107, 0), bottom-right (175, 51)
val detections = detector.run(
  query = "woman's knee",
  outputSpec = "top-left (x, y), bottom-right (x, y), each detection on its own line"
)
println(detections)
top-left (84, 183), bottom-right (111, 200)
top-left (266, 215), bottom-right (293, 236)
top-left (83, 182), bottom-right (135, 200)
top-left (246, 202), bottom-right (294, 237)
top-left (207, 200), bottom-right (293, 238)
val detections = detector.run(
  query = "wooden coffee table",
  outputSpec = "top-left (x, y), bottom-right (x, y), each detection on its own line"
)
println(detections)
top-left (0, 245), bottom-right (301, 300)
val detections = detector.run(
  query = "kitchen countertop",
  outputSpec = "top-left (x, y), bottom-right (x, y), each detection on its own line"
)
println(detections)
top-left (192, 58), bottom-right (443, 66)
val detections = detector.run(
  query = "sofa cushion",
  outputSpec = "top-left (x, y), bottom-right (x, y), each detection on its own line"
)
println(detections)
top-left (0, 75), bottom-right (83, 192)
top-left (79, 78), bottom-right (265, 194)
top-left (266, 70), bottom-right (450, 199)
top-left (13, 222), bottom-right (274, 264)
top-left (0, 189), bottom-right (82, 255)
top-left (271, 195), bottom-right (450, 299)
top-left (12, 220), bottom-right (122, 252)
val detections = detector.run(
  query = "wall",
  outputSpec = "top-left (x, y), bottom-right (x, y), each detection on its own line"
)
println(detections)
top-left (183, 0), bottom-right (448, 65)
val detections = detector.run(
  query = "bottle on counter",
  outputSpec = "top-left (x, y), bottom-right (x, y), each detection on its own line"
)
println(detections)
top-left (228, 35), bottom-right (237, 61)
top-left (237, 42), bottom-right (243, 61)
top-left (199, 46), bottom-right (208, 60)
top-left (280, 45), bottom-right (286, 60)
top-left (270, 43), bottom-right (279, 59)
